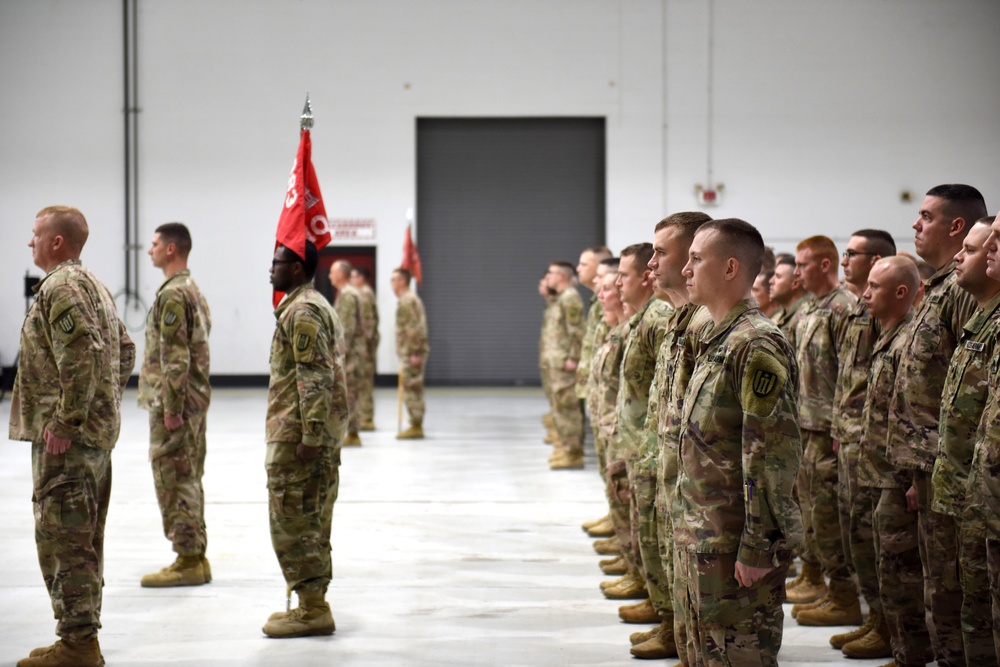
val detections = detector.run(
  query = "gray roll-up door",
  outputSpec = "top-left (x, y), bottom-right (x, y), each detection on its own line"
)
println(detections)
top-left (416, 117), bottom-right (606, 385)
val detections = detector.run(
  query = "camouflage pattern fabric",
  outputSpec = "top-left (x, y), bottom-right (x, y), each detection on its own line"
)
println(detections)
top-left (848, 484), bottom-right (882, 616)
top-left (589, 321), bottom-right (629, 477)
top-left (541, 287), bottom-right (585, 451)
top-left (772, 295), bottom-right (808, 350)
top-left (957, 511), bottom-right (995, 665)
top-left (355, 283), bottom-right (380, 424)
top-left (539, 296), bottom-right (554, 420)
top-left (575, 294), bottom-right (602, 399)
top-left (968, 343), bottom-right (1000, 539)
top-left (9, 259), bottom-right (134, 642)
top-left (987, 538), bottom-right (1000, 660)
top-left (335, 283), bottom-right (367, 433)
top-left (396, 290), bottom-right (429, 424)
top-left (148, 411), bottom-right (207, 556)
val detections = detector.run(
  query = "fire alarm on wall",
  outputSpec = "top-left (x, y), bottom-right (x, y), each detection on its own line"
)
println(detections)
top-left (695, 183), bottom-right (725, 206)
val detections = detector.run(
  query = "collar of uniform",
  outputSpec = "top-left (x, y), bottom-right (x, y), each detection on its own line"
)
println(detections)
top-left (874, 310), bottom-right (913, 352)
top-left (810, 284), bottom-right (848, 310)
top-left (35, 259), bottom-right (83, 293)
top-left (963, 290), bottom-right (1000, 337)
top-left (274, 283), bottom-right (312, 317)
top-left (924, 260), bottom-right (957, 290)
top-left (627, 295), bottom-right (656, 327)
top-left (702, 298), bottom-right (755, 346)
top-left (158, 269), bottom-right (191, 294)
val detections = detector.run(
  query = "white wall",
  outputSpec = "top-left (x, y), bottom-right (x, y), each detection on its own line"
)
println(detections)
top-left (2, 0), bottom-right (998, 375)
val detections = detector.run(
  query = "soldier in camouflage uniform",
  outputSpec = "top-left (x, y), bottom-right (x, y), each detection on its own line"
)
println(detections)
top-left (350, 267), bottom-right (380, 431)
top-left (10, 206), bottom-right (135, 667)
top-left (827, 230), bottom-right (895, 657)
top-left (329, 260), bottom-right (366, 446)
top-left (262, 242), bottom-right (348, 639)
top-left (787, 236), bottom-right (858, 624)
top-left (967, 212), bottom-right (1000, 659)
top-left (538, 274), bottom-right (558, 443)
top-left (889, 185), bottom-right (985, 667)
top-left (541, 261), bottom-right (586, 469)
top-left (632, 211), bottom-right (713, 663)
top-left (856, 256), bottom-right (930, 667)
top-left (930, 219), bottom-right (1000, 664)
top-left (138, 223), bottom-right (214, 588)
top-left (768, 254), bottom-right (809, 348)
top-left (674, 219), bottom-right (803, 667)
top-left (601, 244), bottom-right (672, 608)
top-left (392, 268), bottom-right (429, 439)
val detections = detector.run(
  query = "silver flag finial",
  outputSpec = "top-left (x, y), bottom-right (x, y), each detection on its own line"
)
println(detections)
top-left (300, 94), bottom-right (314, 130)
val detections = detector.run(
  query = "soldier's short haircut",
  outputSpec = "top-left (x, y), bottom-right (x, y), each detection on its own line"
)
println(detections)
top-left (37, 205), bottom-right (89, 252)
top-left (926, 184), bottom-right (988, 233)
top-left (775, 253), bottom-right (795, 268)
top-left (762, 246), bottom-right (776, 274)
top-left (653, 211), bottom-right (713, 244)
top-left (896, 251), bottom-right (936, 281)
top-left (155, 222), bottom-right (193, 258)
top-left (850, 229), bottom-right (896, 258)
top-left (550, 261), bottom-right (576, 278)
top-left (394, 267), bottom-right (412, 283)
top-left (619, 242), bottom-right (654, 270)
top-left (600, 257), bottom-right (619, 271)
top-left (352, 266), bottom-right (372, 280)
top-left (589, 245), bottom-right (612, 261)
top-left (879, 255), bottom-right (921, 296)
top-left (699, 218), bottom-right (765, 285)
top-left (332, 259), bottom-right (353, 276)
top-left (978, 215), bottom-right (997, 226)
top-left (303, 241), bottom-right (319, 279)
top-left (796, 235), bottom-right (839, 266)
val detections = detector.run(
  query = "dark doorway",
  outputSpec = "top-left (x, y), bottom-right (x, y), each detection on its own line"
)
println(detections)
top-left (416, 117), bottom-right (606, 385)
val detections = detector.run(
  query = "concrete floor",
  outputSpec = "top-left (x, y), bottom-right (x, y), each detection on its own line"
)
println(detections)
top-left (0, 387), bottom-right (894, 665)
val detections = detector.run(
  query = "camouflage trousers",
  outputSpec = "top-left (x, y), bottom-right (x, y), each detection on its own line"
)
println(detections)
top-left (543, 366), bottom-right (583, 453)
top-left (675, 549), bottom-right (788, 667)
top-left (606, 457), bottom-right (640, 576)
top-left (873, 484), bottom-right (933, 666)
top-left (913, 471), bottom-right (966, 667)
top-left (31, 442), bottom-right (111, 641)
top-left (356, 359), bottom-right (376, 424)
top-left (633, 451), bottom-right (672, 616)
top-left (849, 483), bottom-right (882, 613)
top-left (801, 428), bottom-right (850, 584)
top-left (149, 411), bottom-right (207, 557)
top-left (266, 443), bottom-right (340, 594)
top-left (986, 537), bottom-right (1000, 663)
top-left (957, 510), bottom-right (996, 665)
top-left (344, 358), bottom-right (363, 433)
top-left (400, 356), bottom-right (426, 423)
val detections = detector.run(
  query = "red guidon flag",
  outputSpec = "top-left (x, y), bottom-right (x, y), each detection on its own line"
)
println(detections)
top-left (273, 127), bottom-right (331, 306)
top-left (400, 225), bottom-right (423, 288)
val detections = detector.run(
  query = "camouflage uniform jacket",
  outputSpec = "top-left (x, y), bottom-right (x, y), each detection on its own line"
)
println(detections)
top-left (857, 313), bottom-right (913, 489)
top-left (267, 284), bottom-right (349, 448)
top-left (589, 320), bottom-right (629, 443)
top-left (795, 286), bottom-right (855, 433)
top-left (334, 283), bottom-right (367, 372)
top-left (773, 295), bottom-right (809, 350)
top-left (540, 286), bottom-right (584, 369)
top-left (968, 346), bottom-right (1000, 537)
top-left (888, 263), bottom-right (976, 471)
top-left (9, 259), bottom-right (135, 449)
top-left (931, 291), bottom-right (1000, 516)
top-left (576, 295), bottom-right (603, 399)
top-left (612, 297), bottom-right (672, 461)
top-left (357, 284), bottom-right (380, 358)
top-left (138, 270), bottom-right (211, 417)
top-left (395, 290), bottom-right (428, 359)
top-left (650, 303), bottom-right (713, 484)
top-left (832, 300), bottom-right (879, 444)
top-left (674, 299), bottom-right (803, 566)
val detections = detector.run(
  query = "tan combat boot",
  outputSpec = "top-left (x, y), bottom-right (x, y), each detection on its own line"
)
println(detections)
top-left (586, 518), bottom-right (615, 538)
top-left (550, 450), bottom-right (584, 470)
top-left (358, 420), bottom-right (375, 431)
top-left (790, 591), bottom-right (827, 619)
top-left (600, 554), bottom-right (628, 576)
top-left (796, 578), bottom-right (862, 626)
top-left (262, 588), bottom-right (336, 638)
top-left (829, 608), bottom-right (876, 649)
top-left (603, 574), bottom-right (649, 600)
top-left (141, 554), bottom-right (211, 587)
top-left (342, 431), bottom-right (362, 446)
top-left (841, 609), bottom-right (892, 659)
top-left (619, 598), bottom-right (660, 624)
top-left (397, 420), bottom-right (424, 439)
top-left (630, 626), bottom-right (658, 646)
top-left (582, 514), bottom-right (609, 532)
top-left (784, 561), bottom-right (827, 604)
top-left (630, 618), bottom-right (678, 659)
top-left (18, 638), bottom-right (104, 667)
top-left (593, 535), bottom-right (620, 555)
top-left (600, 574), bottom-right (630, 591)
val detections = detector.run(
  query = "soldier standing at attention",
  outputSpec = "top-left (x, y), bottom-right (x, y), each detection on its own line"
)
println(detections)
top-left (263, 242), bottom-right (348, 639)
top-left (391, 268), bottom-right (429, 439)
top-left (329, 260), bottom-right (366, 446)
top-left (350, 266), bottom-right (379, 431)
top-left (825, 230), bottom-right (895, 657)
top-left (856, 256), bottom-right (929, 667)
top-left (889, 184), bottom-right (984, 667)
top-left (930, 218), bottom-right (1000, 664)
top-left (674, 219), bottom-right (802, 666)
top-left (138, 222), bottom-right (213, 588)
top-left (10, 206), bottom-right (135, 667)
top-left (541, 261), bottom-right (586, 468)
top-left (787, 236), bottom-right (857, 621)
top-left (768, 254), bottom-right (809, 347)
top-left (538, 273), bottom-right (558, 444)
